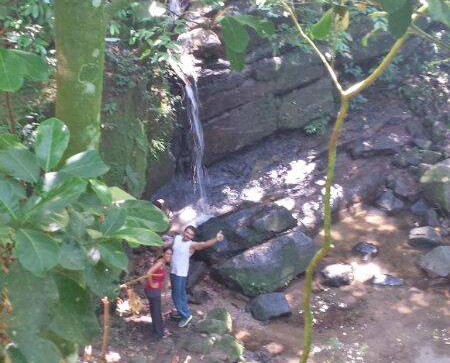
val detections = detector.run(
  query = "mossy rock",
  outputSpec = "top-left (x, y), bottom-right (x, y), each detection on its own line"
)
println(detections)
top-left (213, 334), bottom-right (244, 362)
top-left (420, 159), bottom-right (450, 214)
top-left (207, 308), bottom-right (233, 332)
top-left (181, 335), bottom-right (215, 355)
top-left (195, 318), bottom-right (231, 335)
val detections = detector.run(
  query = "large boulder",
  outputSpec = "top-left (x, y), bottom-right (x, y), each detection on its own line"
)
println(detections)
top-left (408, 226), bottom-right (442, 249)
top-left (249, 293), bottom-right (292, 321)
top-left (420, 159), bottom-right (450, 214)
top-left (196, 204), bottom-right (296, 264)
top-left (215, 228), bottom-right (317, 296)
top-left (419, 246), bottom-right (450, 277)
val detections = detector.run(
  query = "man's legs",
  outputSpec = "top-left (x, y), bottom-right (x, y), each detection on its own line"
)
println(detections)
top-left (179, 276), bottom-right (191, 319)
top-left (170, 273), bottom-right (183, 317)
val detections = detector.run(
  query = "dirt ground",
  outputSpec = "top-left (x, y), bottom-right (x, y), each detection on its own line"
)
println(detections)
top-left (83, 205), bottom-right (450, 363)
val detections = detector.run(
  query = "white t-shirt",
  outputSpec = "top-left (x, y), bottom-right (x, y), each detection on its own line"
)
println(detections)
top-left (171, 235), bottom-right (193, 277)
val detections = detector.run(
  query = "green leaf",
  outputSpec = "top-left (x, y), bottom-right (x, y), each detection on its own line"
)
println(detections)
top-left (0, 133), bottom-right (22, 150)
top-left (83, 261), bottom-right (121, 298)
top-left (377, 0), bottom-right (408, 13)
top-left (0, 177), bottom-right (22, 219)
top-left (110, 186), bottom-right (136, 202)
top-left (12, 333), bottom-right (62, 363)
top-left (225, 46), bottom-right (246, 71)
top-left (35, 118), bottom-right (70, 171)
top-left (311, 8), bottom-right (334, 39)
top-left (49, 274), bottom-right (99, 345)
top-left (220, 17), bottom-right (250, 53)
top-left (59, 150), bottom-right (109, 178)
top-left (38, 208), bottom-right (70, 233)
top-left (98, 242), bottom-right (128, 271)
top-left (102, 207), bottom-right (126, 234)
top-left (89, 179), bottom-right (112, 205)
top-left (387, 0), bottom-right (413, 38)
top-left (0, 146), bottom-right (40, 183)
top-left (58, 240), bottom-right (86, 270)
top-left (428, 0), bottom-right (450, 26)
top-left (10, 49), bottom-right (49, 82)
top-left (25, 178), bottom-right (87, 223)
top-left (233, 15), bottom-right (275, 37)
top-left (0, 48), bottom-right (26, 92)
top-left (0, 226), bottom-right (12, 244)
top-left (14, 229), bottom-right (59, 275)
top-left (110, 227), bottom-right (163, 246)
top-left (120, 200), bottom-right (169, 232)
top-left (5, 262), bottom-right (59, 332)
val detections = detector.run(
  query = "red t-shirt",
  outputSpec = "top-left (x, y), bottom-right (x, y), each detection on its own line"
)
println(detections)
top-left (145, 265), bottom-right (166, 290)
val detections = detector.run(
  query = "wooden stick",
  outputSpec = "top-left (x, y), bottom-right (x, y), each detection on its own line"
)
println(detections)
top-left (101, 297), bottom-right (110, 363)
top-left (119, 273), bottom-right (164, 289)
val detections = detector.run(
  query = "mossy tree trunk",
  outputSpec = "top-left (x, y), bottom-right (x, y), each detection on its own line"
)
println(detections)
top-left (54, 0), bottom-right (106, 156)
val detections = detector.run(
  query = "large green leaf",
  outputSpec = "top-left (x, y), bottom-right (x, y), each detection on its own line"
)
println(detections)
top-left (311, 8), bottom-right (334, 39)
top-left (0, 146), bottom-right (40, 183)
top-left (387, 0), bottom-right (413, 38)
top-left (5, 263), bottom-right (59, 331)
top-left (428, 0), bottom-right (450, 26)
top-left (233, 15), bottom-right (275, 37)
top-left (110, 227), bottom-right (163, 246)
top-left (377, 0), bottom-right (408, 13)
top-left (98, 241), bottom-right (128, 271)
top-left (0, 133), bottom-right (22, 150)
top-left (0, 176), bottom-right (22, 219)
top-left (0, 48), bottom-right (26, 92)
top-left (12, 332), bottom-right (62, 363)
top-left (120, 199), bottom-right (169, 232)
top-left (37, 178), bottom-right (87, 212)
top-left (49, 274), bottom-right (99, 345)
top-left (220, 16), bottom-right (250, 53)
top-left (10, 49), bottom-right (49, 82)
top-left (59, 150), bottom-right (109, 178)
top-left (102, 207), bottom-right (126, 234)
top-left (225, 46), bottom-right (246, 71)
top-left (38, 208), bottom-right (70, 232)
top-left (89, 179), bottom-right (112, 205)
top-left (58, 240), bottom-right (86, 270)
top-left (14, 229), bottom-right (59, 275)
top-left (35, 118), bottom-right (70, 171)
top-left (83, 261), bottom-right (121, 298)
top-left (110, 186), bottom-right (136, 202)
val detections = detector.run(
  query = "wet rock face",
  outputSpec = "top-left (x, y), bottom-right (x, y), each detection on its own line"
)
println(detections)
top-left (352, 242), bottom-right (379, 262)
top-left (321, 263), bottom-right (354, 287)
top-left (420, 246), bottom-right (450, 277)
top-left (408, 226), bottom-right (442, 249)
top-left (216, 228), bottom-right (317, 296)
top-left (194, 47), bottom-right (335, 164)
top-left (249, 293), bottom-right (292, 321)
top-left (196, 204), bottom-right (297, 265)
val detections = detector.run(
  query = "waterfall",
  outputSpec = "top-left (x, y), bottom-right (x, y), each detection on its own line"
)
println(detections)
top-left (184, 79), bottom-right (208, 211)
top-left (168, 50), bottom-right (209, 211)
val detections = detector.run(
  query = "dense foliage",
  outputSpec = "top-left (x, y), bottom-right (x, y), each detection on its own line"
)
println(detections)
top-left (0, 118), bottom-right (168, 363)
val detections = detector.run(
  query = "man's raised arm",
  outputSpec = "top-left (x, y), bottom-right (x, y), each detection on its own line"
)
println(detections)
top-left (191, 231), bottom-right (224, 251)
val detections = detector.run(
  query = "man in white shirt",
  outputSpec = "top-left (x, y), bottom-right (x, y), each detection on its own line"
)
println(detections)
top-left (165, 225), bottom-right (224, 327)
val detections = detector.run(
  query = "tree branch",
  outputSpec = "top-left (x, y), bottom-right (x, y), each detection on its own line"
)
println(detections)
top-left (278, 0), bottom-right (344, 95)
top-left (410, 24), bottom-right (450, 52)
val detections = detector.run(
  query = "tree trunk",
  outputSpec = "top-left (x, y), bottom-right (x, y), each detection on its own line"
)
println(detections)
top-left (55, 0), bottom-right (106, 156)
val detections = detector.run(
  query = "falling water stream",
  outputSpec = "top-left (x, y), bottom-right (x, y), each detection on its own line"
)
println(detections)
top-left (184, 79), bottom-right (208, 211)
